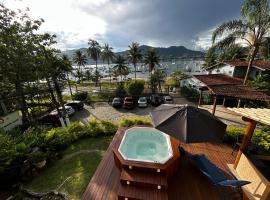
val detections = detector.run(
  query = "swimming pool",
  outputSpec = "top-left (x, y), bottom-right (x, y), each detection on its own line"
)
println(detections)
top-left (118, 127), bottom-right (173, 164)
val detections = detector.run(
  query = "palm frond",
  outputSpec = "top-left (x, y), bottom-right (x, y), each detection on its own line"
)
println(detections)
top-left (213, 33), bottom-right (237, 49)
top-left (212, 20), bottom-right (246, 43)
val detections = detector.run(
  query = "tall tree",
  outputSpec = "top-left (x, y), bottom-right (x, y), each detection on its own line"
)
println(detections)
top-left (212, 0), bottom-right (270, 84)
top-left (127, 42), bottom-right (142, 80)
top-left (0, 4), bottom-right (54, 122)
top-left (113, 55), bottom-right (129, 82)
top-left (88, 39), bottom-right (101, 86)
top-left (73, 50), bottom-right (87, 83)
top-left (101, 43), bottom-right (114, 83)
top-left (144, 48), bottom-right (160, 73)
top-left (203, 47), bottom-right (217, 69)
top-left (62, 55), bottom-right (73, 96)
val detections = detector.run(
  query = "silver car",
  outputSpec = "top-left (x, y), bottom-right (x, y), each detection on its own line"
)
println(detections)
top-left (138, 97), bottom-right (147, 108)
top-left (50, 106), bottom-right (75, 117)
top-left (163, 96), bottom-right (173, 104)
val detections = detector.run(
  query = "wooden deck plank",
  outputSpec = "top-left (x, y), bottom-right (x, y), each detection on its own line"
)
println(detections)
top-left (82, 128), bottom-right (238, 200)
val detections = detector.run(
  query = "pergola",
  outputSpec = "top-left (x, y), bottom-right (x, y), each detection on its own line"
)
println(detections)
top-left (194, 74), bottom-right (270, 115)
top-left (227, 108), bottom-right (270, 168)
top-left (227, 108), bottom-right (270, 199)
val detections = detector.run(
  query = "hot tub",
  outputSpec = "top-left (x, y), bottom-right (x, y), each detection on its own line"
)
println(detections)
top-left (118, 127), bottom-right (173, 164)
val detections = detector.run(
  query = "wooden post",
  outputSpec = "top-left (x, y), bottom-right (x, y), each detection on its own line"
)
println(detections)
top-left (212, 96), bottom-right (217, 115)
top-left (198, 90), bottom-right (202, 106)
top-left (234, 117), bottom-right (257, 169)
top-left (222, 97), bottom-right (226, 106)
top-left (237, 99), bottom-right (241, 108)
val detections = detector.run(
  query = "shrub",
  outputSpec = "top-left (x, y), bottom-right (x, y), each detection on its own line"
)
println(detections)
top-left (72, 92), bottom-right (88, 101)
top-left (180, 86), bottom-right (200, 102)
top-left (224, 125), bottom-right (270, 155)
top-left (87, 119), bottom-right (104, 136)
top-left (119, 117), bottom-right (152, 127)
top-left (0, 119), bottom-right (119, 186)
top-left (100, 120), bottom-right (118, 135)
top-left (66, 122), bottom-right (87, 138)
top-left (223, 126), bottom-right (244, 144)
top-left (125, 80), bottom-right (145, 96)
top-left (44, 128), bottom-right (76, 151)
top-left (115, 83), bottom-right (127, 97)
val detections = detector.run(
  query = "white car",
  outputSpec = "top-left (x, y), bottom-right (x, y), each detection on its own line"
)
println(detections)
top-left (163, 96), bottom-right (173, 104)
top-left (50, 106), bottom-right (75, 117)
top-left (138, 97), bottom-right (147, 108)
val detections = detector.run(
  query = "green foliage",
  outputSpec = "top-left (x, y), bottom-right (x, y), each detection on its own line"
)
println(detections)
top-left (72, 91), bottom-right (88, 101)
top-left (115, 83), bottom-right (127, 97)
top-left (250, 72), bottom-right (270, 95)
top-left (125, 80), bottom-right (145, 96)
top-left (100, 120), bottom-right (119, 135)
top-left (224, 126), bottom-right (270, 155)
top-left (0, 119), bottom-right (118, 186)
top-left (180, 86), bottom-right (200, 102)
top-left (203, 47), bottom-right (217, 69)
top-left (0, 133), bottom-right (17, 173)
top-left (119, 117), bottom-right (152, 127)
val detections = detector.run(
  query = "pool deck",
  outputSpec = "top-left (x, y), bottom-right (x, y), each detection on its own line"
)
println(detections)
top-left (82, 127), bottom-right (242, 200)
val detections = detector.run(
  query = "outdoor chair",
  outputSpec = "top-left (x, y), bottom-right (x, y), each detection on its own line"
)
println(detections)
top-left (190, 154), bottom-right (250, 200)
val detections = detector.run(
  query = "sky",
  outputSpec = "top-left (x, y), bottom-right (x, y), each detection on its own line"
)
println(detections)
top-left (2, 0), bottom-right (243, 51)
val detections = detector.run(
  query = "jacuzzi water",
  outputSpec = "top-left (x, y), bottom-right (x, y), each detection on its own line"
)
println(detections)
top-left (118, 127), bottom-right (173, 164)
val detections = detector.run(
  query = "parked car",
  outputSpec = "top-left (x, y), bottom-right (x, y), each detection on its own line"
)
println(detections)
top-left (123, 97), bottom-right (135, 109)
top-left (163, 96), bottom-right (174, 104)
top-left (65, 101), bottom-right (84, 111)
top-left (50, 106), bottom-right (75, 117)
top-left (138, 97), bottom-right (147, 108)
top-left (112, 97), bottom-right (122, 108)
top-left (150, 94), bottom-right (162, 106)
top-left (37, 114), bottom-right (61, 127)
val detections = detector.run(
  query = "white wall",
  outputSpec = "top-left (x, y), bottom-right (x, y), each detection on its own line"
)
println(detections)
top-left (180, 77), bottom-right (205, 91)
top-left (210, 64), bottom-right (235, 76)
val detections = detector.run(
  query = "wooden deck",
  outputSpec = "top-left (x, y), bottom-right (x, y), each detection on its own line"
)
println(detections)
top-left (82, 127), bottom-right (239, 200)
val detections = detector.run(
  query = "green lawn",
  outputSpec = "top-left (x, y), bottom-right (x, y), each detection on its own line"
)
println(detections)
top-left (25, 136), bottom-right (112, 200)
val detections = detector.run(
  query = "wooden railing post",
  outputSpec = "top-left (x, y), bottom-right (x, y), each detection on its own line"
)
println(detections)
top-left (198, 90), bottom-right (202, 106)
top-left (212, 96), bottom-right (217, 115)
top-left (234, 117), bottom-right (257, 169)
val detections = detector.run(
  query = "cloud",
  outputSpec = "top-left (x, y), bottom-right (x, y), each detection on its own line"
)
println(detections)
top-left (3, 0), bottom-right (243, 51)
top-left (73, 0), bottom-right (242, 50)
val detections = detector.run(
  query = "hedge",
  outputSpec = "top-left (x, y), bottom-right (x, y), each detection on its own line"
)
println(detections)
top-left (224, 126), bottom-right (270, 155)
top-left (119, 117), bottom-right (152, 127)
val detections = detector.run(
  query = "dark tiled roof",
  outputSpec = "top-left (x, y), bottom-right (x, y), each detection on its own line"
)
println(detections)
top-left (194, 74), bottom-right (243, 86)
top-left (210, 84), bottom-right (270, 101)
top-left (224, 60), bottom-right (270, 71)
top-left (194, 74), bottom-right (270, 101)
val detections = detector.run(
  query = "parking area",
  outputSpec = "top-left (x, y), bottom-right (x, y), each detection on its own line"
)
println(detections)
top-left (70, 97), bottom-right (244, 126)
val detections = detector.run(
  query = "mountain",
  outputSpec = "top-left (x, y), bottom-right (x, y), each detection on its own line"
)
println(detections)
top-left (117, 45), bottom-right (204, 58)
top-left (62, 45), bottom-right (204, 64)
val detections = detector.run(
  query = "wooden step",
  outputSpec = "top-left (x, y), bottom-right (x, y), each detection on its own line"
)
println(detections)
top-left (120, 168), bottom-right (167, 190)
top-left (118, 184), bottom-right (168, 200)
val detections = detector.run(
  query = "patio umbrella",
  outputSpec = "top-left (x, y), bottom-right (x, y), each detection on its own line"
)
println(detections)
top-left (150, 104), bottom-right (227, 143)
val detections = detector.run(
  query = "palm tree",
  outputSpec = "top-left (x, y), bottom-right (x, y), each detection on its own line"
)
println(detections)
top-left (144, 48), bottom-right (160, 73)
top-left (113, 55), bottom-right (129, 82)
top-left (73, 50), bottom-right (87, 83)
top-left (212, 0), bottom-right (270, 85)
top-left (88, 39), bottom-right (101, 86)
top-left (62, 55), bottom-right (73, 96)
top-left (101, 43), bottom-right (114, 82)
top-left (127, 42), bottom-right (142, 80)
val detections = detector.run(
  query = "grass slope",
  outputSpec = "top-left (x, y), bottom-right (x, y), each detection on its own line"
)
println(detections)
top-left (25, 136), bottom-right (112, 200)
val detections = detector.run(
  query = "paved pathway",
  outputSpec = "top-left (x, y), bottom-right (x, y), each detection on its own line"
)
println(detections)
top-left (71, 99), bottom-right (246, 126)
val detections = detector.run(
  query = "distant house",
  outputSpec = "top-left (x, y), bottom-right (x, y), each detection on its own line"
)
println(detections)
top-left (209, 60), bottom-right (270, 79)
top-left (181, 60), bottom-right (270, 90)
